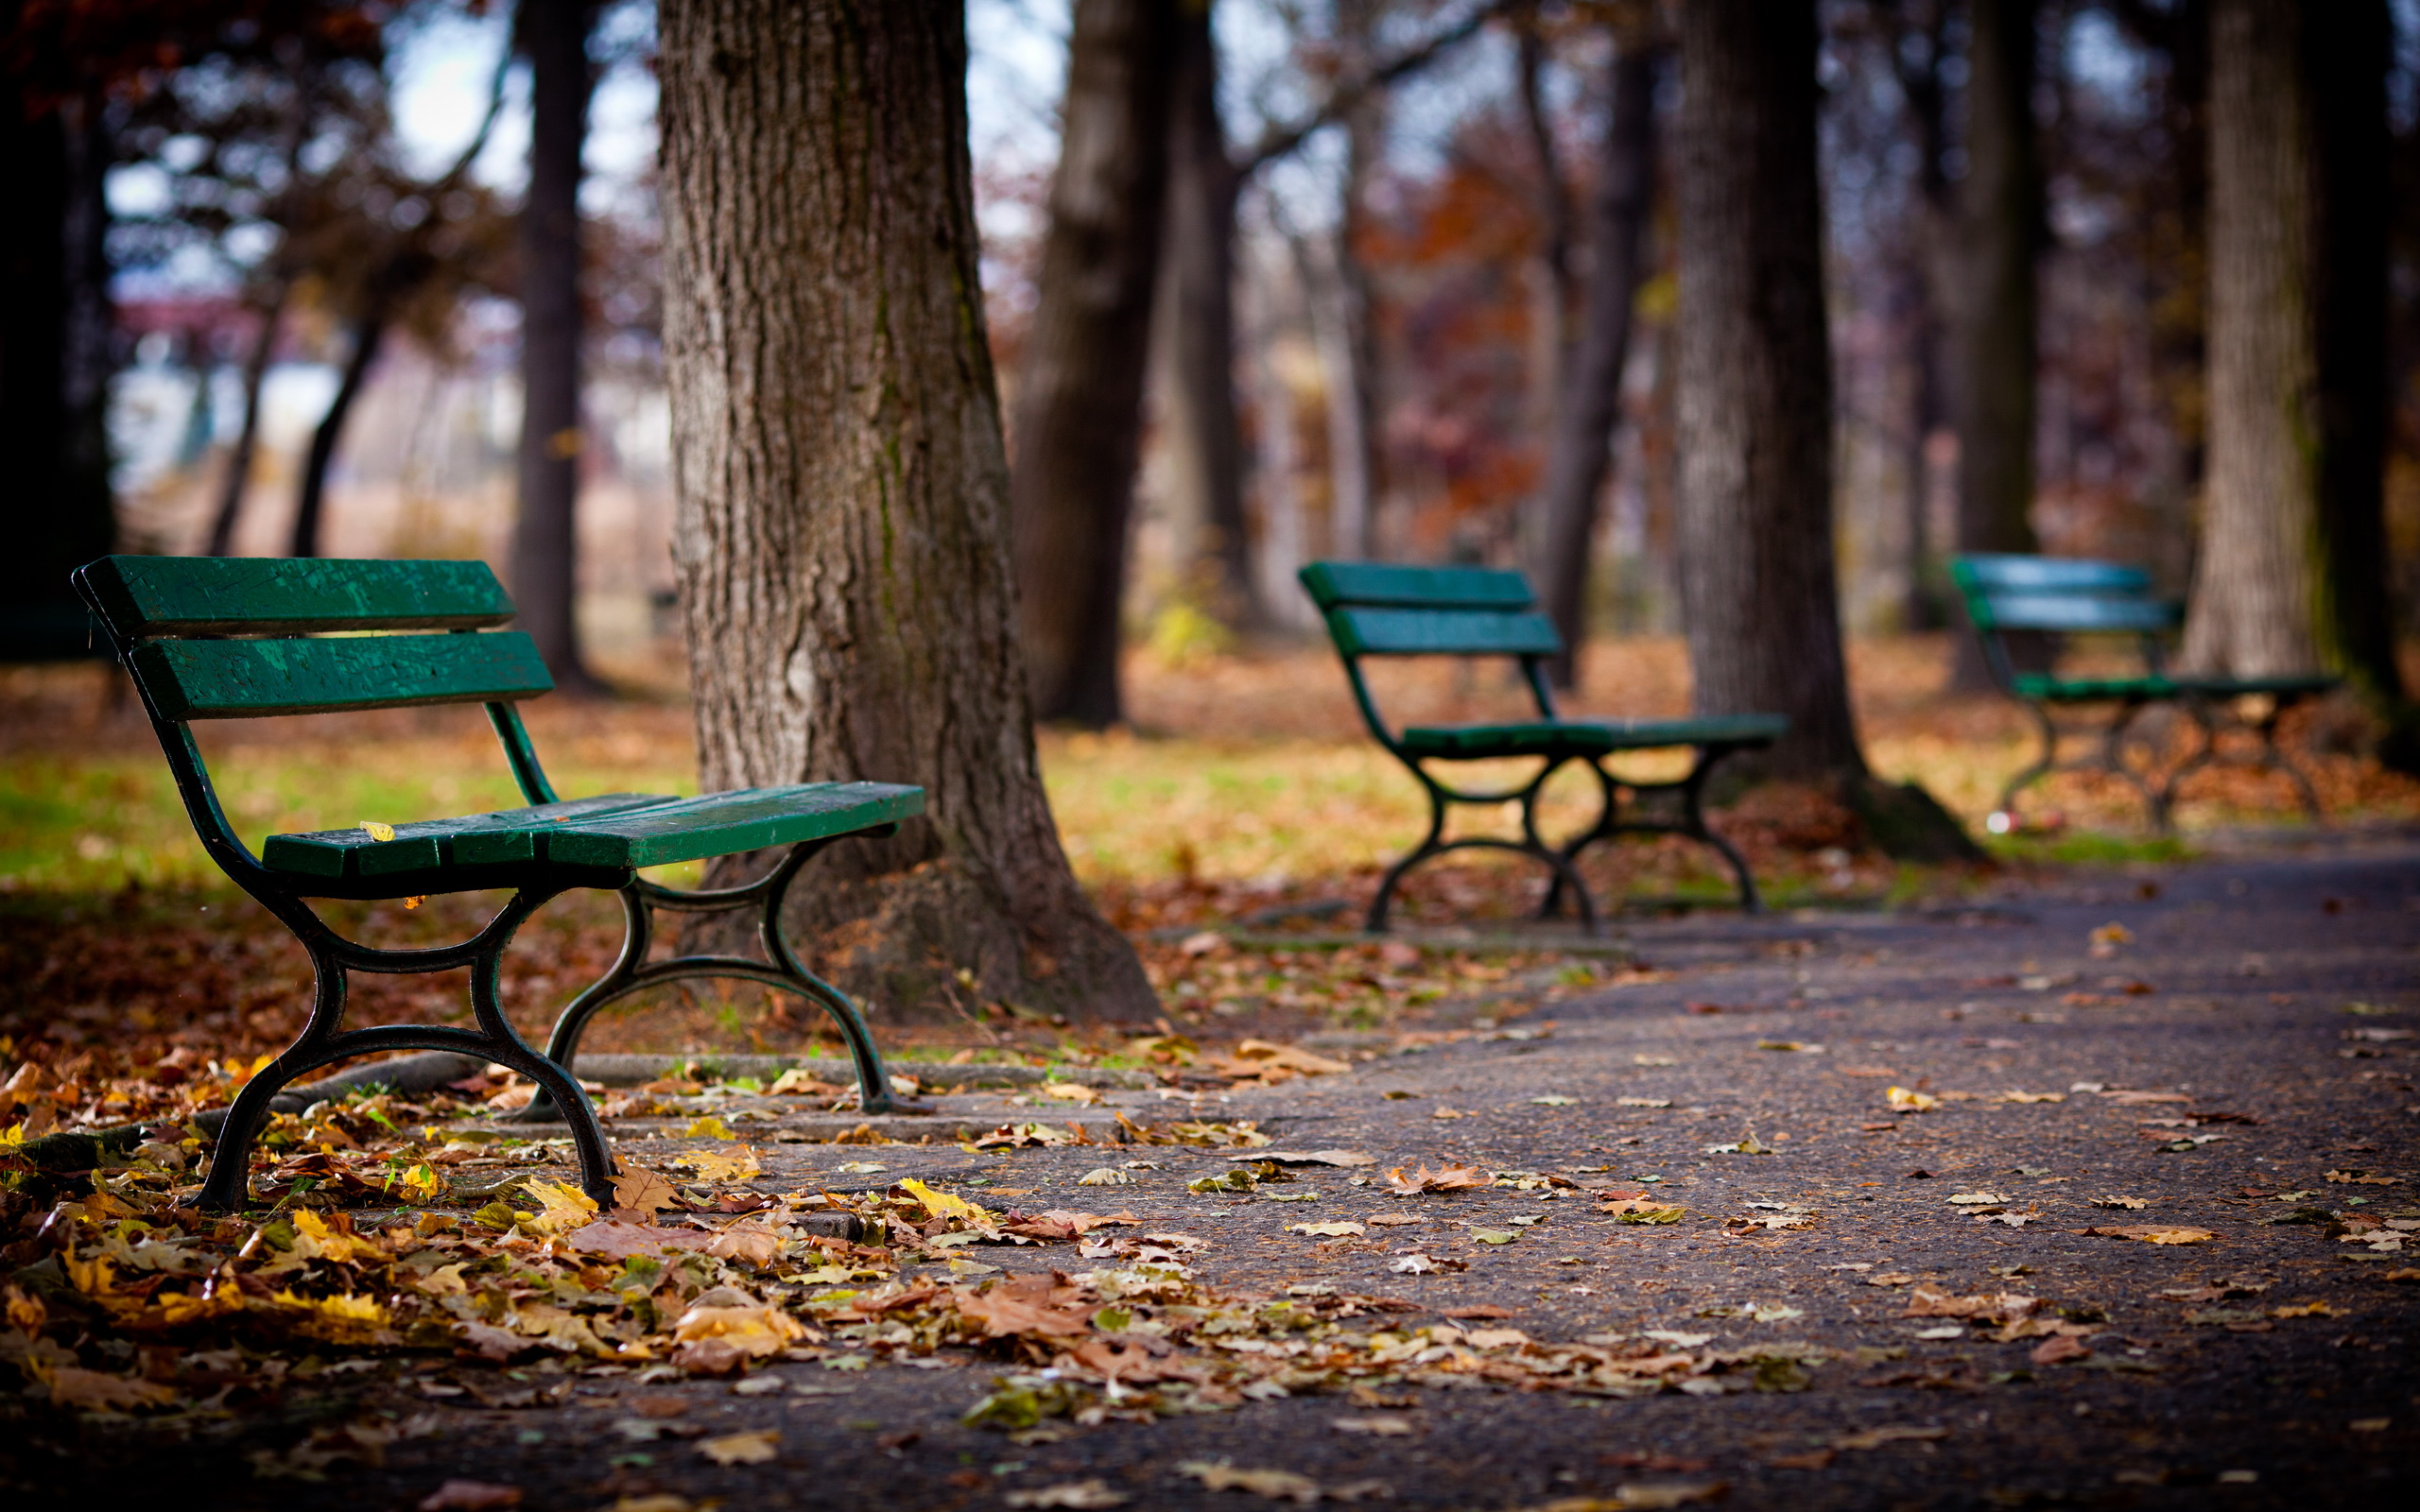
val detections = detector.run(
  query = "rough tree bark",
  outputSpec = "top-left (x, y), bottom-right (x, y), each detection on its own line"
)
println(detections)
top-left (510, 0), bottom-right (602, 692)
top-left (1675, 0), bottom-right (1974, 858)
top-left (1674, 0), bottom-right (1859, 782)
top-left (658, 0), bottom-right (1157, 1022)
top-left (1154, 2), bottom-right (1256, 627)
top-left (1945, 0), bottom-right (2042, 688)
top-left (2304, 0), bottom-right (2414, 765)
top-left (1531, 37), bottom-right (1659, 689)
top-left (2182, 0), bottom-right (2321, 678)
top-left (1010, 0), bottom-right (1178, 729)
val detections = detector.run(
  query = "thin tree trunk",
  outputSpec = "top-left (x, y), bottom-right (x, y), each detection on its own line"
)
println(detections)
top-left (1673, 0), bottom-right (1861, 782)
top-left (1532, 39), bottom-right (1659, 688)
top-left (287, 310), bottom-right (386, 558)
top-left (1332, 0), bottom-right (1388, 559)
top-left (2305, 0), bottom-right (2410, 745)
top-left (1010, 0), bottom-right (1179, 729)
top-left (1307, 231), bottom-right (1374, 560)
top-left (1157, 3), bottom-right (1256, 627)
top-left (510, 0), bottom-right (601, 692)
top-left (1244, 238), bottom-right (1313, 628)
top-left (2182, 0), bottom-right (2321, 677)
top-left (205, 283), bottom-right (287, 558)
top-left (1945, 0), bottom-right (2042, 688)
top-left (658, 0), bottom-right (1157, 1022)
top-left (1513, 9), bottom-right (1571, 455)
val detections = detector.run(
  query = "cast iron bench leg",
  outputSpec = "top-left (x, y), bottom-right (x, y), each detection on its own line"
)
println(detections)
top-left (1368, 763), bottom-right (1599, 936)
top-left (516, 835), bottom-right (901, 1122)
top-left (196, 887), bottom-right (619, 1213)
top-left (1550, 746), bottom-right (1760, 916)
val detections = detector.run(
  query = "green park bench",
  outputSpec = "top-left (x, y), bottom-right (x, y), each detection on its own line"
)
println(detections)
top-left (72, 555), bottom-right (923, 1213)
top-left (1950, 552), bottom-right (2336, 832)
top-left (1300, 561), bottom-right (1787, 934)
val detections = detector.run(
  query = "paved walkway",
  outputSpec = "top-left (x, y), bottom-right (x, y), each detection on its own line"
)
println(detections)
top-left (32, 836), bottom-right (2420, 1510)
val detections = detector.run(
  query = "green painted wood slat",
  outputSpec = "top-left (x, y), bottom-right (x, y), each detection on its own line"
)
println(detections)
top-left (548, 782), bottom-right (925, 869)
top-left (1325, 606), bottom-right (1564, 658)
top-left (1969, 592), bottom-right (2181, 634)
top-left (130, 631), bottom-right (554, 720)
top-left (262, 794), bottom-right (675, 879)
top-left (1299, 560), bottom-right (1536, 611)
top-left (78, 555), bottom-right (517, 639)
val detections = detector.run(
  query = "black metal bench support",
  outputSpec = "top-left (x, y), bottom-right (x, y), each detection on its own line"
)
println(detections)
top-left (516, 833), bottom-right (903, 1123)
top-left (1368, 757), bottom-right (1599, 936)
top-left (1543, 745), bottom-right (1764, 919)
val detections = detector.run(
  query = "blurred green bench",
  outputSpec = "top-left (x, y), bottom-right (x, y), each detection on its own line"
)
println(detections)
top-left (1949, 552), bottom-right (2335, 831)
top-left (74, 554), bottom-right (921, 1212)
top-left (1300, 561), bottom-right (1785, 933)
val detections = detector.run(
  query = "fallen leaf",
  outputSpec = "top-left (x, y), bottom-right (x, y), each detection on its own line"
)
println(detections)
top-left (1331, 1415), bottom-right (1417, 1435)
top-left (899, 1177), bottom-right (996, 1229)
top-left (1885, 1087), bottom-right (1940, 1112)
top-left (1381, 1163), bottom-right (1490, 1196)
top-left (516, 1178), bottom-right (599, 1236)
top-left (2091, 1194), bottom-right (2149, 1210)
top-left (1078, 1167), bottom-right (1134, 1187)
top-left (1288, 1222), bottom-right (1367, 1239)
top-left (359, 820), bottom-right (397, 842)
top-left (612, 1161), bottom-right (679, 1220)
top-left (833, 1160), bottom-right (888, 1175)
top-left (1365, 1212), bottom-right (1424, 1227)
top-left (45, 1366), bottom-right (180, 1411)
top-left (1389, 1255), bottom-right (1435, 1275)
top-left (2031, 1334), bottom-right (2091, 1366)
top-left (1607, 1484), bottom-right (1730, 1508)
top-left (2000, 1091), bottom-right (2066, 1104)
top-left (1004, 1481), bottom-right (1130, 1509)
top-left (417, 1482), bottom-right (524, 1511)
top-left (1530, 1095), bottom-right (1579, 1106)
top-left (1616, 1097), bottom-right (1673, 1108)
top-left (698, 1429), bottom-right (779, 1466)
top-left (565, 1220), bottom-right (714, 1259)
top-left (1833, 1426), bottom-right (1949, 1451)
top-left (2081, 1226), bottom-right (2215, 1245)
top-left (1236, 1150), bottom-right (1375, 1168)
top-left (681, 1144), bottom-right (763, 1184)
top-left (1470, 1229), bottom-right (1520, 1245)
top-left (955, 1275), bottom-right (1098, 1338)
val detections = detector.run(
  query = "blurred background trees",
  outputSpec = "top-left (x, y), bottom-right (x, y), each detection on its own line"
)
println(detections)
top-left (9, 0), bottom-right (2420, 769)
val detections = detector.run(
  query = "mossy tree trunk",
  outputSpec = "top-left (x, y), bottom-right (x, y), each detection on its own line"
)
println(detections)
top-left (657, 0), bottom-right (1158, 1023)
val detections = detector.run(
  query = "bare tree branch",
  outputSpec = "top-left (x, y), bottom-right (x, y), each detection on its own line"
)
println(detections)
top-left (1236, 0), bottom-right (1507, 175)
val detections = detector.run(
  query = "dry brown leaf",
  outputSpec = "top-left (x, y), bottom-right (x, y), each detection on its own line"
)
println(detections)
top-left (417, 1482), bottom-right (524, 1511)
top-left (566, 1220), bottom-right (713, 1259)
top-left (1001, 1210), bottom-right (1143, 1242)
top-left (698, 1428), bottom-right (780, 1466)
top-left (2081, 1226), bottom-right (2215, 1245)
top-left (953, 1275), bottom-right (1099, 1338)
top-left (1004, 1481), bottom-right (1130, 1509)
top-left (1380, 1162), bottom-right (1490, 1196)
top-left (45, 1366), bottom-right (180, 1411)
top-left (611, 1161), bottom-right (679, 1220)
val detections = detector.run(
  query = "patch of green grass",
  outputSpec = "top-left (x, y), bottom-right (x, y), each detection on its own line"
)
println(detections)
top-left (1982, 831), bottom-right (2197, 867)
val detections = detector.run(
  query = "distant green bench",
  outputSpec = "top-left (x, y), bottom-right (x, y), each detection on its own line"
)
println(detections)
top-left (74, 555), bottom-right (923, 1213)
top-left (1950, 553), bottom-right (2336, 831)
top-left (1300, 561), bottom-right (1786, 932)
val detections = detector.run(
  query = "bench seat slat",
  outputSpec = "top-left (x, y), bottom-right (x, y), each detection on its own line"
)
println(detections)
top-left (79, 555), bottom-right (516, 638)
top-left (1972, 592), bottom-right (2180, 634)
top-left (1327, 607), bottom-right (1563, 657)
top-left (1300, 561), bottom-right (1535, 611)
top-left (262, 794), bottom-right (676, 880)
top-left (1401, 715), bottom-right (1788, 761)
top-left (548, 782), bottom-right (925, 868)
top-left (1951, 553), bottom-right (2152, 594)
top-left (131, 631), bottom-right (554, 719)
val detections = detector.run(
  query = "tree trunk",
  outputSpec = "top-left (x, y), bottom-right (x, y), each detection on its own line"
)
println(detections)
top-left (287, 310), bottom-right (386, 558)
top-left (1531, 40), bottom-right (1659, 689)
top-left (1155, 2), bottom-right (1257, 628)
top-left (2182, 0), bottom-right (2321, 678)
top-left (1513, 9), bottom-right (1572, 457)
top-left (657, 0), bottom-right (1157, 1022)
top-left (510, 0), bottom-right (602, 692)
top-left (1946, 0), bottom-right (2042, 688)
top-left (1673, 0), bottom-right (1861, 782)
top-left (0, 89), bottom-right (115, 618)
top-left (2304, 0), bottom-right (2409, 740)
top-left (206, 283), bottom-right (288, 557)
top-left (1331, 0), bottom-right (1388, 558)
top-left (1009, 0), bottom-right (1179, 728)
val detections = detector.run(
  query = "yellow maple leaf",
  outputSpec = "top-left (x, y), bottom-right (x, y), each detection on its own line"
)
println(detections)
top-left (517, 1177), bottom-right (600, 1235)
top-left (682, 1114), bottom-right (738, 1141)
top-left (683, 1143), bottom-right (763, 1183)
top-left (899, 1177), bottom-right (995, 1229)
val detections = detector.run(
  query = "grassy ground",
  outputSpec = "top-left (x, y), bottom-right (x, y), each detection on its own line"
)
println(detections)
top-left (3, 635), bottom-right (2414, 1065)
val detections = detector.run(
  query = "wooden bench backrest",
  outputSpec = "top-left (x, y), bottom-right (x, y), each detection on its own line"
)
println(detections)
top-left (1299, 561), bottom-right (1563, 659)
top-left (1949, 553), bottom-right (2181, 635)
top-left (75, 556), bottom-right (553, 719)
